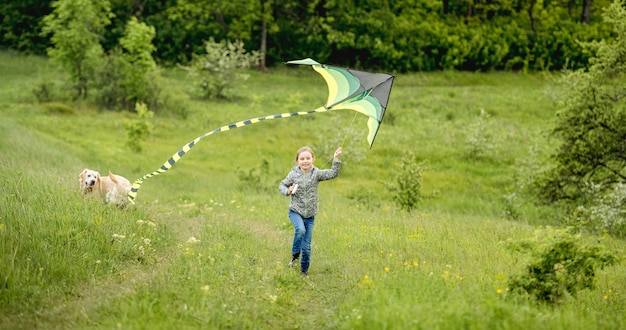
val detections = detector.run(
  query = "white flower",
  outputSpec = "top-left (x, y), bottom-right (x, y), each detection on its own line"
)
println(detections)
top-left (186, 236), bottom-right (201, 244)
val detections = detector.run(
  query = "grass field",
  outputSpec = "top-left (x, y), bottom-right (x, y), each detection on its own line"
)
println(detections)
top-left (1, 51), bottom-right (624, 329)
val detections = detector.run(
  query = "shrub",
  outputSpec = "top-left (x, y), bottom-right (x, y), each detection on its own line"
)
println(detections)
top-left (464, 108), bottom-right (494, 160)
top-left (236, 159), bottom-right (270, 192)
top-left (124, 102), bottom-right (154, 153)
top-left (32, 80), bottom-right (58, 103)
top-left (568, 183), bottom-right (626, 237)
top-left (506, 226), bottom-right (618, 303)
top-left (93, 17), bottom-right (163, 112)
top-left (179, 38), bottom-right (260, 99)
top-left (385, 152), bottom-right (425, 212)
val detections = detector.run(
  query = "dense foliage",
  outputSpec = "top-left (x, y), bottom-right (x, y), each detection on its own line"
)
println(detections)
top-left (40, 0), bottom-right (113, 98)
top-left (179, 38), bottom-right (261, 99)
top-left (0, 0), bottom-right (618, 72)
top-left (507, 226), bottom-right (618, 303)
top-left (539, 0), bottom-right (626, 209)
top-left (385, 152), bottom-right (425, 212)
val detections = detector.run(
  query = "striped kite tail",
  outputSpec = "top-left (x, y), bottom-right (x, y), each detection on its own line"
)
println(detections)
top-left (127, 108), bottom-right (328, 204)
top-left (127, 132), bottom-right (210, 204)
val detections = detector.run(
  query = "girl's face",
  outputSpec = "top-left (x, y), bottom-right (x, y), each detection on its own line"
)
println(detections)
top-left (297, 151), bottom-right (314, 172)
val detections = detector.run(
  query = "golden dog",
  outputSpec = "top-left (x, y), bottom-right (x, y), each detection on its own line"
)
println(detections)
top-left (79, 168), bottom-right (132, 207)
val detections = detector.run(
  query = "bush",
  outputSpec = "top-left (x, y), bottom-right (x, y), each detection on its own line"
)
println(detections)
top-left (385, 152), bottom-right (426, 212)
top-left (93, 17), bottom-right (163, 112)
top-left (568, 183), bottom-right (626, 237)
top-left (124, 102), bottom-right (154, 153)
top-left (33, 80), bottom-right (60, 103)
top-left (236, 159), bottom-right (270, 192)
top-left (179, 38), bottom-right (260, 99)
top-left (464, 108), bottom-right (494, 160)
top-left (506, 226), bottom-right (618, 303)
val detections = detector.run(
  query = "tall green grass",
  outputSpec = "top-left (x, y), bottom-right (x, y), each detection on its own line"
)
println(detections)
top-left (1, 51), bottom-right (624, 329)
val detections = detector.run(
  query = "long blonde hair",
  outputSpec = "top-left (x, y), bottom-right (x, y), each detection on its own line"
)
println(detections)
top-left (295, 146), bottom-right (315, 162)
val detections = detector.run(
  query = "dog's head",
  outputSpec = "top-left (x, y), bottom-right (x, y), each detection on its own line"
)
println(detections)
top-left (79, 168), bottom-right (100, 193)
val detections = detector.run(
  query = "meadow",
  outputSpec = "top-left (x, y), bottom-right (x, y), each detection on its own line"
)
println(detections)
top-left (0, 51), bottom-right (624, 329)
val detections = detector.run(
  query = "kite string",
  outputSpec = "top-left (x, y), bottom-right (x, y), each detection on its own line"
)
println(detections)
top-left (322, 111), bottom-right (359, 168)
top-left (341, 111), bottom-right (359, 148)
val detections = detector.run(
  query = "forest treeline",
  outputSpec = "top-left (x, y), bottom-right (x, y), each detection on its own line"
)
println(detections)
top-left (0, 0), bottom-right (618, 72)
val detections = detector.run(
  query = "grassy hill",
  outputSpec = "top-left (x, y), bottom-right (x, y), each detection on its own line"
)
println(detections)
top-left (1, 51), bottom-right (624, 329)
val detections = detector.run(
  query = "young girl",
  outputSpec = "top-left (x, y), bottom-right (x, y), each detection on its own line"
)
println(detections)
top-left (278, 146), bottom-right (342, 277)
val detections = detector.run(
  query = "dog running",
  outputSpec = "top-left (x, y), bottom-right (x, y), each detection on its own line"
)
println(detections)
top-left (79, 168), bottom-right (132, 207)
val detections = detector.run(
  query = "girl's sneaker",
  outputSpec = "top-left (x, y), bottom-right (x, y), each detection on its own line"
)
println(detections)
top-left (288, 253), bottom-right (300, 268)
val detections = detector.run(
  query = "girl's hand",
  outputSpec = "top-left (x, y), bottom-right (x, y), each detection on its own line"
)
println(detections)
top-left (333, 147), bottom-right (342, 161)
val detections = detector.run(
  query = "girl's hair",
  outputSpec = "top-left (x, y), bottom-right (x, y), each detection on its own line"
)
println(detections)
top-left (295, 146), bottom-right (315, 162)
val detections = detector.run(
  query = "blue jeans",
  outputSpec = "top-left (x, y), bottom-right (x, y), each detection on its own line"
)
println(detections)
top-left (289, 210), bottom-right (315, 272)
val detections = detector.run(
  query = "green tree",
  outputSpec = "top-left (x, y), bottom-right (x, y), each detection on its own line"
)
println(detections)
top-left (93, 16), bottom-right (162, 111)
top-left (539, 0), bottom-right (626, 202)
top-left (0, 0), bottom-right (52, 54)
top-left (118, 16), bottom-right (159, 108)
top-left (2, 0), bottom-right (618, 72)
top-left (151, 0), bottom-right (271, 67)
top-left (41, 0), bottom-right (114, 98)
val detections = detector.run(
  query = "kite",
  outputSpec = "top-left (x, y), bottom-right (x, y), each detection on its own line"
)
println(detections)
top-left (127, 58), bottom-right (394, 204)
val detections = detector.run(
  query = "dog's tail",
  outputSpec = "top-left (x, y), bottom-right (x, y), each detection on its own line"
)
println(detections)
top-left (109, 170), bottom-right (119, 184)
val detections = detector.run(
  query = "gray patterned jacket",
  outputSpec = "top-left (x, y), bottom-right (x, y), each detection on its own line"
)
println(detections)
top-left (278, 161), bottom-right (341, 218)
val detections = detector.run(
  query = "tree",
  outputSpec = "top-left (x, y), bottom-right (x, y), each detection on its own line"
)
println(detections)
top-left (118, 16), bottom-right (158, 105)
top-left (581, 0), bottom-right (592, 23)
top-left (539, 0), bottom-right (626, 202)
top-left (2, 0), bottom-right (616, 72)
top-left (41, 0), bottom-right (114, 98)
top-left (0, 0), bottom-right (52, 54)
top-left (93, 16), bottom-right (162, 111)
top-left (150, 0), bottom-right (270, 68)
top-left (257, 0), bottom-right (276, 71)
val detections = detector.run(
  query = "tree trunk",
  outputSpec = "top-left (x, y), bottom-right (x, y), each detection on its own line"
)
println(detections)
top-left (528, 0), bottom-right (537, 34)
top-left (568, 0), bottom-right (575, 17)
top-left (259, 18), bottom-right (267, 71)
top-left (581, 0), bottom-right (591, 24)
top-left (133, 0), bottom-right (144, 16)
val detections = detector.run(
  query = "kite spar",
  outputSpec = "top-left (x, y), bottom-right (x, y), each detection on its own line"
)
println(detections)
top-left (285, 58), bottom-right (394, 147)
top-left (127, 58), bottom-right (394, 204)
